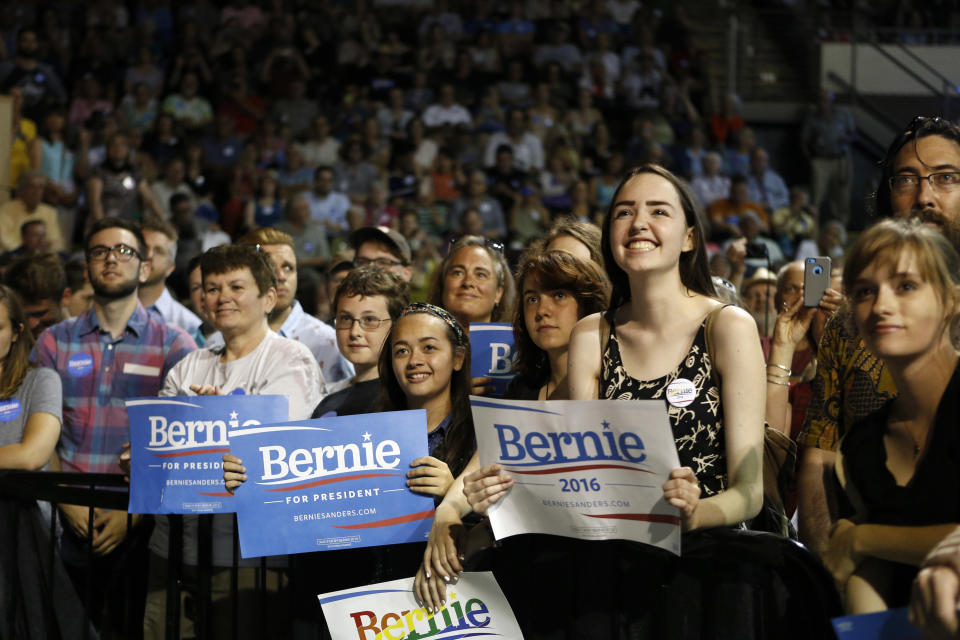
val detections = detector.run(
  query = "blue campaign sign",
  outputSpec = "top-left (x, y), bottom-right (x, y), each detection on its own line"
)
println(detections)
top-left (126, 395), bottom-right (289, 515)
top-left (229, 410), bottom-right (434, 559)
top-left (832, 608), bottom-right (925, 640)
top-left (469, 323), bottom-right (516, 398)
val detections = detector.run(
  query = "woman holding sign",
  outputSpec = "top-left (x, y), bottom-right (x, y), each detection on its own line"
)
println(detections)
top-left (453, 165), bottom-right (765, 635)
top-left (824, 220), bottom-right (960, 614)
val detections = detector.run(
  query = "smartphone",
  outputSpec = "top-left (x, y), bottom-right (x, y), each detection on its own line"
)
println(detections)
top-left (804, 257), bottom-right (831, 307)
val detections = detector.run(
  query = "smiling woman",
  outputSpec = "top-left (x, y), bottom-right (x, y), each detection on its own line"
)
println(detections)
top-left (826, 220), bottom-right (960, 614)
top-left (427, 235), bottom-right (516, 330)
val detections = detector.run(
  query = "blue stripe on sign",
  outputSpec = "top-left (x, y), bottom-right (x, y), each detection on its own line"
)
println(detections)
top-left (469, 399), bottom-right (561, 415)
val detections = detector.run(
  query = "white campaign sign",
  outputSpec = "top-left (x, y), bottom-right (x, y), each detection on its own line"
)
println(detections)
top-left (471, 397), bottom-right (683, 555)
top-left (318, 572), bottom-right (523, 640)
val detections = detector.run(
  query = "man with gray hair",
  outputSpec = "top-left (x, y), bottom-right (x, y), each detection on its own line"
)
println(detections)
top-left (138, 217), bottom-right (201, 335)
top-left (690, 151), bottom-right (730, 210)
top-left (0, 170), bottom-right (66, 252)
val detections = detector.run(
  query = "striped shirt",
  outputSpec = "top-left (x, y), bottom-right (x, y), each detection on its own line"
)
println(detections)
top-left (35, 303), bottom-right (196, 474)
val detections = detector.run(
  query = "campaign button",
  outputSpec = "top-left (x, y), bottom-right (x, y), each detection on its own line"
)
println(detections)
top-left (68, 353), bottom-right (94, 377)
top-left (665, 378), bottom-right (697, 408)
top-left (0, 398), bottom-right (21, 422)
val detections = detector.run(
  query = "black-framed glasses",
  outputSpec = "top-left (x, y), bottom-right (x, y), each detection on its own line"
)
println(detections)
top-left (87, 243), bottom-right (141, 262)
top-left (334, 314), bottom-right (392, 331)
top-left (889, 172), bottom-right (960, 193)
top-left (355, 256), bottom-right (405, 269)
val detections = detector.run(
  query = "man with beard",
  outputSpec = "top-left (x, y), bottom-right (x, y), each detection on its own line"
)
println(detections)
top-left (798, 116), bottom-right (960, 557)
top-left (0, 27), bottom-right (67, 120)
top-left (237, 227), bottom-right (351, 385)
top-left (35, 217), bottom-right (195, 636)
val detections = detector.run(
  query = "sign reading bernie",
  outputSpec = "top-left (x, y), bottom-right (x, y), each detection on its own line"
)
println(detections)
top-left (229, 410), bottom-right (435, 558)
top-left (126, 395), bottom-right (288, 514)
top-left (318, 572), bottom-right (523, 640)
top-left (471, 397), bottom-right (683, 555)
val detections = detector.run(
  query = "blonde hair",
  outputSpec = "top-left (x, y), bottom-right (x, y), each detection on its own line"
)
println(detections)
top-left (843, 219), bottom-right (960, 345)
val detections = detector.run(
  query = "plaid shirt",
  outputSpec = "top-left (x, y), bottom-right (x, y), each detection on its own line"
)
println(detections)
top-left (36, 302), bottom-right (196, 474)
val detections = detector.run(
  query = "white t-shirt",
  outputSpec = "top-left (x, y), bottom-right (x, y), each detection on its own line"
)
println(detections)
top-left (152, 330), bottom-right (325, 566)
top-left (162, 330), bottom-right (325, 419)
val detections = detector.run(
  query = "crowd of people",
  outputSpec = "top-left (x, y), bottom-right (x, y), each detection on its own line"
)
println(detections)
top-left (2, 1), bottom-right (960, 639)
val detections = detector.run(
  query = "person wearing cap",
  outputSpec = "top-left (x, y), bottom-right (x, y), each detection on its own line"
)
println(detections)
top-left (350, 225), bottom-right (414, 283)
top-left (740, 267), bottom-right (778, 338)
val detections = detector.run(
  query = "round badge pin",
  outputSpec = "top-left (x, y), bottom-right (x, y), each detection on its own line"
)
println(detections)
top-left (665, 378), bottom-right (697, 408)
top-left (0, 398), bottom-right (21, 422)
top-left (67, 353), bottom-right (95, 377)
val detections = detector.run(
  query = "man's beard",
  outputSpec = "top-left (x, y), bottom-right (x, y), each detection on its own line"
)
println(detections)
top-left (906, 208), bottom-right (960, 251)
top-left (268, 298), bottom-right (292, 323)
top-left (91, 273), bottom-right (140, 301)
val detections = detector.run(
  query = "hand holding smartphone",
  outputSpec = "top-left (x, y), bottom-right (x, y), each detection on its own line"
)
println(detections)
top-left (804, 257), bottom-right (831, 307)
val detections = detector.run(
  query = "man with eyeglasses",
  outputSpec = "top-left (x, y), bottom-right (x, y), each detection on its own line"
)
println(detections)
top-left (35, 216), bottom-right (195, 636)
top-left (350, 226), bottom-right (414, 283)
top-left (798, 116), bottom-right (960, 561)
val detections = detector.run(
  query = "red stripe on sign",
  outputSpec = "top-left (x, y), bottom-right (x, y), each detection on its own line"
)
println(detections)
top-left (150, 448), bottom-right (231, 458)
top-left (265, 473), bottom-right (404, 492)
top-left (583, 513), bottom-right (681, 525)
top-left (197, 492), bottom-right (233, 497)
top-left (508, 464), bottom-right (653, 475)
top-left (333, 509), bottom-right (435, 530)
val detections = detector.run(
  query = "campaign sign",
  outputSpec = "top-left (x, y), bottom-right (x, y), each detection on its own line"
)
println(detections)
top-left (318, 572), bottom-right (523, 640)
top-left (230, 410), bottom-right (434, 558)
top-left (832, 609), bottom-right (928, 640)
top-left (469, 323), bottom-right (516, 398)
top-left (471, 397), bottom-right (682, 555)
top-left (126, 395), bottom-right (288, 515)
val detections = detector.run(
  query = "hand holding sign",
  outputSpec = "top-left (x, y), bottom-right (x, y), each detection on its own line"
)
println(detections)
top-left (662, 466), bottom-right (701, 531)
top-left (406, 456), bottom-right (455, 496)
top-left (223, 453), bottom-right (246, 492)
top-left (463, 463), bottom-right (514, 515)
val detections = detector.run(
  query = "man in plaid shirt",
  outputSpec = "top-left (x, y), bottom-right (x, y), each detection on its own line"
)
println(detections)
top-left (36, 216), bottom-right (195, 634)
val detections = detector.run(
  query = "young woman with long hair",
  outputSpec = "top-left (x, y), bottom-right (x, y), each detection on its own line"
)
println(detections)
top-left (826, 220), bottom-right (960, 614)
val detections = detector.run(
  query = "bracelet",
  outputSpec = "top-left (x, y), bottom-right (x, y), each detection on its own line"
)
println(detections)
top-left (767, 363), bottom-right (791, 374)
top-left (766, 369), bottom-right (790, 378)
top-left (766, 376), bottom-right (791, 386)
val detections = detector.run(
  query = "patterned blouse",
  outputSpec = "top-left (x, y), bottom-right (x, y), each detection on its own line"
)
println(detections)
top-left (599, 313), bottom-right (728, 497)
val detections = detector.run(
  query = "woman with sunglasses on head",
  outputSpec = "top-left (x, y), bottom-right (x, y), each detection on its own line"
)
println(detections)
top-left (427, 235), bottom-right (516, 332)
top-left (825, 220), bottom-right (960, 614)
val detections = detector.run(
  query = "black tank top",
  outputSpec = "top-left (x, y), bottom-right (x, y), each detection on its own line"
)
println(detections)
top-left (599, 310), bottom-right (728, 497)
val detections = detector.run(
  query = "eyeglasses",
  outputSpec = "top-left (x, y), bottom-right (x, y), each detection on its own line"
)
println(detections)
top-left (87, 243), bottom-right (141, 262)
top-left (334, 314), bottom-right (392, 331)
top-left (888, 172), bottom-right (960, 193)
top-left (355, 257), bottom-right (406, 269)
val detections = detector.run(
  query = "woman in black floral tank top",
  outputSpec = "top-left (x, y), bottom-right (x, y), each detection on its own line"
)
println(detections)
top-left (568, 164), bottom-right (765, 532)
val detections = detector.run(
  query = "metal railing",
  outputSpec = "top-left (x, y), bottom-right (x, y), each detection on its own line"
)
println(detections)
top-left (0, 470), bottom-right (307, 640)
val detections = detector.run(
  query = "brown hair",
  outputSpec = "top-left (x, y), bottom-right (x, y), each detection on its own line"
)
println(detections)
top-left (600, 164), bottom-right (716, 309)
top-left (333, 265), bottom-right (410, 321)
top-left (532, 219), bottom-right (603, 266)
top-left (844, 219), bottom-right (960, 340)
top-left (238, 227), bottom-right (296, 252)
top-left (0, 286), bottom-right (34, 398)
top-left (513, 251), bottom-right (610, 385)
top-left (427, 236), bottom-right (516, 323)
top-left (200, 245), bottom-right (278, 296)
top-left (5, 253), bottom-right (66, 304)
